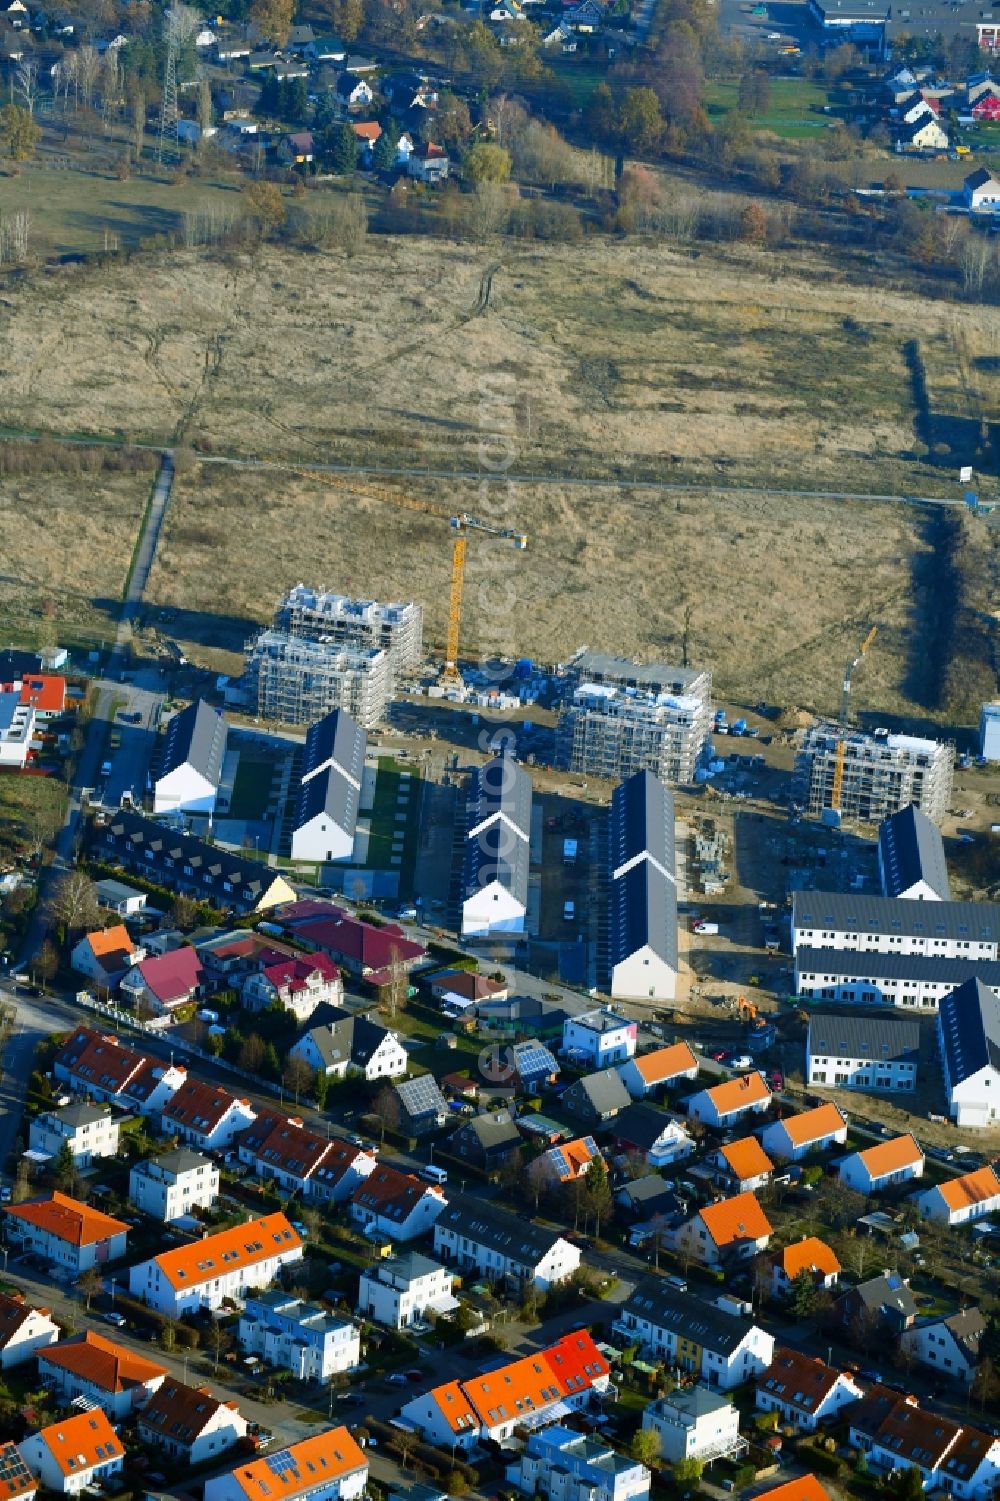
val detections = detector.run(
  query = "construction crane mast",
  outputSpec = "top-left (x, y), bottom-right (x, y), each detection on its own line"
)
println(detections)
top-left (831, 626), bottom-right (877, 812)
top-left (444, 514), bottom-right (528, 683)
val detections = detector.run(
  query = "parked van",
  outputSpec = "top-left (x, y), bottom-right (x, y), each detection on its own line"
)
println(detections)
top-left (421, 1164), bottom-right (448, 1185)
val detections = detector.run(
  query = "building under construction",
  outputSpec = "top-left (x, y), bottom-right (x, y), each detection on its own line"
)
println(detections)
top-left (274, 585), bottom-right (424, 678)
top-left (242, 630), bottom-right (391, 730)
top-left (556, 652), bottom-right (713, 786)
top-left (793, 722), bottom-right (954, 826)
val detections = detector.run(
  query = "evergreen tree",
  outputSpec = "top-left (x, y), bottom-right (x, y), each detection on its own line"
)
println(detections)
top-left (374, 121), bottom-right (399, 171)
top-left (326, 120), bottom-right (357, 173)
top-left (315, 1070), bottom-right (329, 1110)
top-left (258, 72), bottom-right (282, 116)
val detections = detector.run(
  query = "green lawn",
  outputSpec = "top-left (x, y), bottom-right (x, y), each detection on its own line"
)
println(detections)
top-left (228, 755), bottom-right (276, 820)
top-left (705, 77), bottom-right (844, 139)
top-left (365, 758), bottom-right (421, 899)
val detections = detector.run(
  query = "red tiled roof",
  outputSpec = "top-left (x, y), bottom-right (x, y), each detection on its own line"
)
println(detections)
top-left (258, 950), bottom-right (339, 996)
top-left (55, 1029), bottom-right (147, 1095)
top-left (139, 1380), bottom-right (239, 1445)
top-left (133, 946), bottom-right (203, 1005)
top-left (163, 1078), bottom-right (249, 1135)
top-left (282, 901), bottom-right (425, 974)
top-left (5, 1192), bottom-right (127, 1248)
top-left (18, 675), bottom-right (65, 714)
top-left (152, 1214), bottom-right (301, 1291)
top-left (352, 1164), bottom-right (438, 1222)
top-left (39, 1331), bottom-right (166, 1393)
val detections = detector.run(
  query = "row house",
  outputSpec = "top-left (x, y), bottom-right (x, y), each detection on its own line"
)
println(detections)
top-left (432, 1200), bottom-right (581, 1292)
top-left (4, 1194), bottom-right (128, 1275)
top-left (850, 1388), bottom-right (1000, 1499)
top-left (349, 1164), bottom-right (446, 1242)
top-left (238, 1111), bottom-right (376, 1202)
top-left (756, 1348), bottom-right (862, 1433)
top-left (53, 1029), bottom-right (186, 1119)
top-left (137, 1380), bottom-right (248, 1466)
top-left (204, 1428), bottom-right (367, 1501)
top-left (162, 1079), bottom-right (257, 1152)
top-left (38, 1332), bottom-right (166, 1420)
top-left (612, 1277), bottom-right (775, 1392)
top-left (0, 1292), bottom-right (59, 1368)
top-left (128, 1213), bottom-right (303, 1318)
top-left (290, 1008), bottom-right (407, 1082)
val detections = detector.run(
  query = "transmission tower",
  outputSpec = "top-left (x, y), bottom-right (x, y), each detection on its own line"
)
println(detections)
top-left (156, 7), bottom-right (181, 164)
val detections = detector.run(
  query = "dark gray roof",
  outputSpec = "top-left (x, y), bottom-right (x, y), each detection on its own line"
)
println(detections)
top-left (45, 1102), bottom-right (110, 1129)
top-left (609, 770), bottom-right (678, 972)
top-left (451, 1109), bottom-right (521, 1152)
top-left (621, 1275), bottom-right (762, 1354)
top-left (807, 1011), bottom-right (920, 1066)
top-left (850, 1273), bottom-right (917, 1319)
top-left (434, 1198), bottom-right (570, 1262)
top-left (564, 1068), bottom-right (631, 1118)
top-left (295, 708), bottom-right (366, 839)
top-left (301, 1007), bottom-right (394, 1070)
top-left (160, 699), bottom-right (227, 788)
top-left (613, 1102), bottom-right (674, 1151)
top-left (941, 1307), bottom-right (986, 1360)
top-left (610, 861), bottom-right (678, 972)
top-left (796, 948), bottom-right (1000, 985)
top-left (879, 804), bottom-right (951, 901)
top-left (617, 1174), bottom-right (678, 1210)
top-left (793, 890), bottom-right (1000, 945)
top-left (140, 1147), bottom-right (213, 1176)
top-left (91, 809), bottom-right (285, 913)
top-left (463, 754), bottom-right (531, 907)
top-left (939, 975), bottom-right (1000, 1084)
top-left (611, 770), bottom-right (675, 875)
top-left (570, 653), bottom-right (704, 694)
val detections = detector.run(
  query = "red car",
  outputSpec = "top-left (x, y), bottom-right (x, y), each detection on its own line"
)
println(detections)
top-left (711, 1049), bottom-right (728, 1062)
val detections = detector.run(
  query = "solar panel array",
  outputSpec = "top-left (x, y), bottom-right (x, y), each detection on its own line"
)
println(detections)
top-left (513, 1041), bottom-right (558, 1079)
top-left (397, 1074), bottom-right (446, 1116)
top-left (266, 1451), bottom-right (297, 1478)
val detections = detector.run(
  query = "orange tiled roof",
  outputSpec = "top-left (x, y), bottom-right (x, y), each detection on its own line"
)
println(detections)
top-left (937, 1165), bottom-right (1000, 1212)
top-left (755, 1479), bottom-right (833, 1501)
top-left (703, 1072), bottom-right (771, 1115)
top-left (86, 925), bottom-right (133, 959)
top-left (221, 1427), bottom-right (365, 1501)
top-left (554, 1138), bottom-right (601, 1181)
top-left (352, 121), bottom-right (382, 141)
top-left (35, 1408), bottom-right (123, 1478)
top-left (18, 675), bottom-right (65, 714)
top-left (720, 1137), bottom-right (773, 1181)
top-left (444, 1330), bottom-right (608, 1431)
top-left (633, 1042), bottom-right (697, 1084)
top-left (779, 1236), bottom-right (841, 1279)
top-left (431, 1380), bottom-right (478, 1435)
top-left (152, 1214), bottom-right (301, 1291)
top-left (779, 1103), bottom-right (846, 1148)
top-left (39, 1331), bottom-right (166, 1393)
top-left (858, 1133), bottom-right (923, 1178)
top-left (5, 1192), bottom-right (128, 1248)
top-left (699, 1190), bottom-right (773, 1248)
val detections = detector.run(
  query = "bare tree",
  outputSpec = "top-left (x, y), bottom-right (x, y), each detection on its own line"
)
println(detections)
top-left (14, 60), bottom-right (39, 117)
top-left (371, 1084), bottom-right (400, 1144)
top-left (77, 45), bottom-right (101, 111)
top-left (379, 945), bottom-right (408, 1021)
top-left (283, 1055), bottom-right (313, 1106)
top-left (78, 1266), bottom-right (103, 1311)
top-left (46, 871), bottom-right (100, 937)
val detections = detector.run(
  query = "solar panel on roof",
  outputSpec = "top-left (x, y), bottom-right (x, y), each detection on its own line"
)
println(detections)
top-left (266, 1451), bottom-right (296, 1477)
top-left (398, 1075), bottom-right (445, 1114)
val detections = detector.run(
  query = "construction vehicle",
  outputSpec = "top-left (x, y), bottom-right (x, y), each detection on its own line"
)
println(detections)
top-left (831, 626), bottom-right (877, 812)
top-left (736, 994), bottom-right (758, 1022)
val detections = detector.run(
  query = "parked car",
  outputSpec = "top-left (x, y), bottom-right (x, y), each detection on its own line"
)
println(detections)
top-left (102, 1312), bottom-right (127, 1329)
top-left (386, 1373), bottom-right (408, 1387)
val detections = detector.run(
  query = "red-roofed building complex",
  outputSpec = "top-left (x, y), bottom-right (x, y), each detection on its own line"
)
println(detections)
top-left (242, 949), bottom-right (342, 1023)
top-left (38, 1332), bottom-right (167, 1419)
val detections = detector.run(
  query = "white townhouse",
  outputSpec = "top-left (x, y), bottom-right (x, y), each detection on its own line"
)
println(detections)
top-left (756, 1348), bottom-right (863, 1433)
top-left (915, 1165), bottom-right (1000, 1226)
top-left (239, 1292), bottom-right (360, 1380)
top-left (153, 698), bottom-right (227, 816)
top-left (508, 1425), bottom-right (650, 1501)
top-left (461, 753), bottom-right (532, 938)
top-left (938, 975), bottom-right (1000, 1126)
top-left (38, 1332), bottom-right (166, 1420)
top-left (53, 1028), bottom-right (187, 1118)
top-left (806, 1012), bottom-right (920, 1092)
top-left (129, 1148), bottom-right (220, 1223)
top-left (203, 1428), bottom-right (367, 1501)
top-left (900, 1309), bottom-right (985, 1387)
top-left (612, 1278), bottom-right (775, 1392)
top-left (161, 1079), bottom-right (257, 1152)
top-left (358, 1252), bottom-right (458, 1329)
top-left (128, 1214), bottom-right (303, 1319)
top-left (849, 1392), bottom-right (1000, 1499)
top-left (238, 1112), bottom-right (377, 1204)
top-left (760, 1103), bottom-right (847, 1163)
top-left (0, 1292), bottom-right (59, 1369)
top-left (28, 1104), bottom-right (120, 1168)
top-left (137, 1380), bottom-right (249, 1467)
top-left (291, 1009), bottom-right (408, 1082)
top-left (18, 1410), bottom-right (124, 1496)
top-left (838, 1134), bottom-right (924, 1194)
top-left (350, 1166), bottom-right (447, 1242)
top-left (791, 891), bottom-right (1000, 963)
top-left (685, 1072), bottom-right (771, 1130)
top-left (878, 804), bottom-right (951, 901)
top-left (642, 1386), bottom-right (743, 1465)
top-left (433, 1200), bottom-right (581, 1292)
top-left (562, 1008), bottom-right (638, 1068)
top-left (289, 708), bottom-right (366, 863)
top-left (619, 1042), bottom-right (698, 1099)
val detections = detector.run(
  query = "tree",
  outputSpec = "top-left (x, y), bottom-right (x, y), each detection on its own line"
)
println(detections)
top-left (788, 1268), bottom-right (818, 1318)
top-left (34, 939), bottom-right (59, 987)
top-left (629, 1429), bottom-right (661, 1468)
top-left (170, 894), bottom-right (200, 932)
top-left (197, 77), bottom-right (212, 135)
top-left (238, 1034), bottom-right (266, 1074)
top-left (464, 142), bottom-right (511, 184)
top-left (26, 799), bottom-right (62, 857)
top-left (47, 871), bottom-right (100, 938)
top-left (53, 1141), bottom-right (77, 1191)
top-left (583, 1159), bottom-right (613, 1242)
top-left (283, 1055), bottom-right (313, 1105)
top-left (585, 82), bottom-right (617, 144)
top-left (740, 200), bottom-right (768, 244)
top-left (373, 121), bottom-right (399, 172)
top-left (14, 60), bottom-right (39, 117)
top-left (673, 1458), bottom-right (703, 1485)
top-left (890, 1466), bottom-right (926, 1501)
top-left (243, 179), bottom-right (286, 233)
top-left (974, 1355), bottom-right (1000, 1413)
top-left (0, 104), bottom-right (40, 162)
top-left (436, 92), bottom-right (473, 152)
top-left (379, 944), bottom-right (409, 1021)
top-left (618, 87), bottom-right (663, 154)
top-left (372, 1084), bottom-right (400, 1143)
top-left (326, 121), bottom-right (358, 174)
top-left (314, 1069), bottom-right (330, 1110)
top-left (249, 0), bottom-right (294, 45)
top-left (78, 1266), bottom-right (103, 1311)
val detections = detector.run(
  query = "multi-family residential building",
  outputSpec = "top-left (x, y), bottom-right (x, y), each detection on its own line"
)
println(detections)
top-left (289, 708), bottom-right (367, 864)
top-left (242, 951), bottom-right (342, 1023)
top-left (608, 770), bottom-right (679, 1002)
top-left (760, 1103), bottom-right (847, 1163)
top-left (91, 809), bottom-right (296, 914)
top-left (433, 1200), bottom-right (581, 1292)
top-left (562, 1009), bottom-right (637, 1069)
top-left (756, 1348), bottom-right (862, 1432)
top-left (556, 653), bottom-right (712, 786)
top-left (461, 753), bottom-right (532, 938)
top-left (274, 585), bottom-right (423, 676)
top-left (237, 1113), bottom-right (376, 1203)
top-left (792, 723), bottom-right (953, 825)
top-left (121, 945), bottom-right (205, 1021)
top-left (128, 1149), bottom-right (220, 1223)
top-left (4, 1193), bottom-right (128, 1275)
top-left (685, 1073), bottom-right (771, 1129)
top-left (161, 1079), bottom-right (257, 1151)
top-left (400, 1332), bottom-right (612, 1451)
top-left (938, 975), bottom-right (1000, 1126)
top-left (128, 1214), bottom-right (303, 1318)
top-left (670, 1191), bottom-right (773, 1268)
top-left (795, 950), bottom-right (1000, 1010)
top-left (0, 1293), bottom-right (59, 1369)
top-left (613, 1278), bottom-right (775, 1391)
top-left (137, 1380), bottom-right (249, 1465)
top-left (878, 803), bottom-right (951, 901)
top-left (38, 1333), bottom-right (166, 1419)
top-left (806, 1012), bottom-right (920, 1091)
top-left (243, 629), bottom-right (391, 729)
top-left (153, 699), bottom-right (228, 816)
top-left (238, 1292), bottom-right (360, 1379)
top-left (838, 1134), bottom-right (924, 1193)
top-left (768, 1238), bottom-right (841, 1301)
top-left (900, 1310), bottom-right (986, 1387)
top-left (506, 1426), bottom-right (650, 1501)
top-left (916, 1165), bottom-right (1000, 1226)
top-left (290, 1008), bottom-right (407, 1081)
top-left (28, 1104), bottom-right (120, 1168)
top-left (642, 1387), bottom-right (744, 1465)
top-left (349, 1165), bottom-right (447, 1242)
top-left (70, 924), bottom-right (145, 990)
top-left (53, 1028), bottom-right (186, 1117)
top-left (357, 1253), bottom-right (457, 1330)
top-left (203, 1428), bottom-right (368, 1501)
top-left (18, 1409), bottom-right (124, 1496)
top-left (0, 692), bottom-right (35, 769)
top-left (618, 1042), bottom-right (698, 1099)
top-left (849, 1387), bottom-right (1000, 1498)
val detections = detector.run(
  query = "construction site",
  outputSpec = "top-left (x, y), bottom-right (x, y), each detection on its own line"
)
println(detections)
top-left (274, 586), bottom-right (425, 676)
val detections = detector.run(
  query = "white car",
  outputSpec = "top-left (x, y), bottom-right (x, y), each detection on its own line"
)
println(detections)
top-left (728, 1054), bottom-right (753, 1070)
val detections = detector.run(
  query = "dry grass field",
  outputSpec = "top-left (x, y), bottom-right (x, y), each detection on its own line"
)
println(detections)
top-left (0, 468), bottom-right (152, 650)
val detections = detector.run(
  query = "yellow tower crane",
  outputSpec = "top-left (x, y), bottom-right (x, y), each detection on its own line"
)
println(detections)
top-left (831, 626), bottom-right (878, 812)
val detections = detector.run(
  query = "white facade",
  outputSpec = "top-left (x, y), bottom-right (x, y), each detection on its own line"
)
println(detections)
top-left (128, 1152), bottom-right (220, 1222)
top-left (508, 1427), bottom-right (650, 1501)
top-left (642, 1390), bottom-right (741, 1464)
top-left (204, 1433), bottom-right (367, 1501)
top-left (0, 1301), bottom-right (59, 1369)
top-left (759, 1110), bottom-right (847, 1163)
top-left (612, 1304), bottom-right (774, 1392)
top-left (290, 1024), bottom-right (408, 1082)
top-left (900, 1319), bottom-right (980, 1386)
top-left (432, 1221), bottom-right (581, 1292)
top-left (981, 703), bottom-right (1000, 760)
top-left (462, 881), bottom-right (525, 939)
top-left (915, 1172), bottom-right (1000, 1226)
top-left (239, 1294), bottom-right (360, 1380)
top-left (242, 962), bottom-right (342, 1023)
top-left (69, 930), bottom-right (144, 987)
top-left (350, 1184), bottom-right (447, 1243)
top-left (28, 1108), bottom-right (120, 1168)
top-left (18, 1417), bottom-right (123, 1496)
top-left (291, 810), bottom-right (354, 863)
top-left (138, 1389), bottom-right (248, 1466)
top-left (128, 1215), bottom-right (303, 1319)
top-left (838, 1141), bottom-right (924, 1194)
top-left (357, 1255), bottom-right (456, 1329)
top-left (756, 1369), bottom-right (862, 1432)
top-left (562, 1010), bottom-right (638, 1068)
top-left (685, 1076), bottom-right (771, 1129)
top-left (0, 693), bottom-right (34, 769)
top-left (942, 1063), bottom-right (1000, 1128)
top-left (807, 1043), bottom-right (917, 1092)
top-left (38, 1345), bottom-right (165, 1421)
top-left (644, 1119), bottom-right (696, 1169)
top-left (611, 948), bottom-right (677, 1004)
top-left (154, 763), bottom-right (217, 816)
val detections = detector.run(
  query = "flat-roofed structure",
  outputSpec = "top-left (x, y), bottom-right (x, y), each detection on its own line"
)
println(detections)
top-left (557, 654), bottom-right (712, 787)
top-left (793, 723), bottom-right (953, 825)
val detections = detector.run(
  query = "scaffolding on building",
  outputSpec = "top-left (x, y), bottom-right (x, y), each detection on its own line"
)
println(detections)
top-left (274, 585), bottom-right (424, 677)
top-left (792, 721), bottom-right (954, 825)
top-left (555, 656), bottom-right (713, 786)
top-left (243, 630), bottom-right (391, 730)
